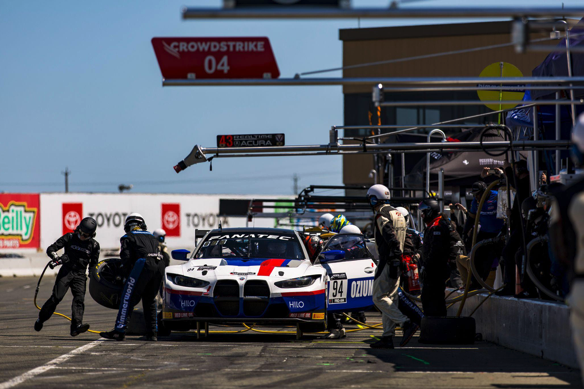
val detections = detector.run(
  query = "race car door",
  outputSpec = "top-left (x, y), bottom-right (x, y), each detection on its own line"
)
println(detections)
top-left (319, 234), bottom-right (376, 313)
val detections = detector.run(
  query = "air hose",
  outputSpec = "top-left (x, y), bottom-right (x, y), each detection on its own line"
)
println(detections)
top-left (456, 179), bottom-right (502, 317)
top-left (34, 261), bottom-right (104, 334)
top-left (35, 264), bottom-right (386, 337)
top-left (526, 236), bottom-right (565, 302)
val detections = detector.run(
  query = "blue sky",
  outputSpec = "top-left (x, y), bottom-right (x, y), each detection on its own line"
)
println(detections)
top-left (1, 0), bottom-right (580, 195)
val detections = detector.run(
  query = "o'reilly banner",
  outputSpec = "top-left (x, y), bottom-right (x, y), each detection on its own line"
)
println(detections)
top-left (0, 194), bottom-right (40, 249)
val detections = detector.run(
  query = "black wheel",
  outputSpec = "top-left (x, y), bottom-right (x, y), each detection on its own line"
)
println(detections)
top-left (89, 258), bottom-right (125, 309)
top-left (157, 311), bottom-right (171, 337)
top-left (419, 316), bottom-right (476, 344)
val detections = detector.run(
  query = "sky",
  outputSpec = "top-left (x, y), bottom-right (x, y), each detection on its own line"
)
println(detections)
top-left (1, 0), bottom-right (581, 195)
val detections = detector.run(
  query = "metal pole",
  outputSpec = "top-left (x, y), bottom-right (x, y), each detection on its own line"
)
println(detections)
top-left (438, 169), bottom-right (445, 212)
top-left (533, 107), bottom-right (539, 189)
top-left (556, 92), bottom-right (561, 174)
top-left (377, 99), bottom-right (583, 107)
top-left (163, 76), bottom-right (584, 87)
top-left (182, 7), bottom-right (584, 20)
top-left (387, 154), bottom-right (394, 198)
top-left (426, 130), bottom-right (447, 195)
top-left (401, 153), bottom-right (406, 198)
top-left (565, 23), bottom-right (577, 126)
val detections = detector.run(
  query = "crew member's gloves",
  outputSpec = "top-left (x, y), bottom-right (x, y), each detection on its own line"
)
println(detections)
top-left (49, 257), bottom-right (63, 269)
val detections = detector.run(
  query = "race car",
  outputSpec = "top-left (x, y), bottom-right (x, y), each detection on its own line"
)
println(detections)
top-left (162, 227), bottom-right (377, 336)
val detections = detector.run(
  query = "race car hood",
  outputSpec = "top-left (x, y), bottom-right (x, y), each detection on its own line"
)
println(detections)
top-left (167, 257), bottom-right (317, 279)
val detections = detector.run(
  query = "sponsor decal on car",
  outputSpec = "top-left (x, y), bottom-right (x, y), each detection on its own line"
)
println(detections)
top-left (231, 272), bottom-right (256, 276)
top-left (289, 312), bottom-right (311, 318)
top-left (207, 234), bottom-right (293, 241)
top-left (312, 312), bottom-right (325, 320)
top-left (350, 279), bottom-right (374, 298)
top-left (174, 312), bottom-right (194, 318)
top-left (328, 273), bottom-right (348, 304)
top-left (163, 312), bottom-right (173, 319)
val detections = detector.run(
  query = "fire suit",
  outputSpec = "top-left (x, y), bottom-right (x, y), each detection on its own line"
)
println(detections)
top-left (372, 204), bottom-right (409, 338)
top-left (114, 231), bottom-right (164, 336)
top-left (421, 216), bottom-right (463, 316)
top-left (39, 233), bottom-right (100, 330)
top-left (550, 178), bottom-right (584, 381)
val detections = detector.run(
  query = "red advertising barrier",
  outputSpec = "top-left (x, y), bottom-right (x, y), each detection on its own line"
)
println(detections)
top-left (0, 194), bottom-right (40, 249)
top-left (152, 37), bottom-right (280, 80)
top-left (62, 203), bottom-right (83, 235)
top-left (162, 203), bottom-right (181, 237)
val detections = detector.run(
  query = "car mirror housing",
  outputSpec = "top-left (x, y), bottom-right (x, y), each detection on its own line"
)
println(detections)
top-left (171, 249), bottom-right (191, 261)
top-left (320, 250), bottom-right (345, 263)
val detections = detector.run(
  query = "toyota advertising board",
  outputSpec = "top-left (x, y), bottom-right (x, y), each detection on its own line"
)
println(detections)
top-left (0, 194), bottom-right (41, 250)
top-left (40, 194), bottom-right (280, 250)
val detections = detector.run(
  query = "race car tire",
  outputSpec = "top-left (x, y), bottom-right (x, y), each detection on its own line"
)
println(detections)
top-left (157, 311), bottom-right (171, 337)
top-left (418, 316), bottom-right (475, 344)
top-left (89, 258), bottom-right (125, 310)
top-left (298, 321), bottom-right (327, 334)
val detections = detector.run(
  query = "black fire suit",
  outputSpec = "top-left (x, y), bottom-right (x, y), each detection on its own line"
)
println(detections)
top-left (39, 233), bottom-right (100, 329)
top-left (114, 230), bottom-right (164, 335)
top-left (421, 216), bottom-right (462, 316)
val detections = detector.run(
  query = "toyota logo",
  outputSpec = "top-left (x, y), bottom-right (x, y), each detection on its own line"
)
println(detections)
top-left (64, 211), bottom-right (81, 230)
top-left (163, 211), bottom-right (179, 230)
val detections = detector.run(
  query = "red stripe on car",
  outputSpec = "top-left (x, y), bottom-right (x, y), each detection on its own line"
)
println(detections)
top-left (258, 258), bottom-right (286, 276)
top-left (281, 289), bottom-right (326, 297)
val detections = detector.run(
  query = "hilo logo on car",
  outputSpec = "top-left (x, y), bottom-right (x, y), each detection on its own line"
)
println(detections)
top-left (288, 301), bottom-right (305, 309)
top-left (180, 299), bottom-right (196, 309)
top-left (350, 279), bottom-right (374, 298)
top-left (0, 202), bottom-right (37, 244)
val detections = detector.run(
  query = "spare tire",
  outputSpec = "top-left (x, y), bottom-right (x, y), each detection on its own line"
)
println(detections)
top-left (89, 258), bottom-right (125, 309)
top-left (419, 316), bottom-right (476, 344)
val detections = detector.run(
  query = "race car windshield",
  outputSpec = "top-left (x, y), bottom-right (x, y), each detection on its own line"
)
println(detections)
top-left (195, 233), bottom-right (304, 260)
top-left (324, 234), bottom-right (370, 260)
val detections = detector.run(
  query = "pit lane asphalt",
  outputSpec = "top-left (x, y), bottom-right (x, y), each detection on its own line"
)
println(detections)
top-left (0, 276), bottom-right (581, 388)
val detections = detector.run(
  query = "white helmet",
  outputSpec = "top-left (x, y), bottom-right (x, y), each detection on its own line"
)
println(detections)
top-left (367, 184), bottom-right (391, 207)
top-left (339, 225), bottom-right (362, 234)
top-left (318, 213), bottom-right (334, 228)
top-left (571, 113), bottom-right (584, 167)
top-left (124, 213), bottom-right (146, 233)
top-left (395, 207), bottom-right (409, 222)
top-left (153, 228), bottom-right (166, 242)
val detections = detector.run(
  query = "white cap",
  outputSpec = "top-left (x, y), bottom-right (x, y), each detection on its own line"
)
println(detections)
top-left (339, 225), bottom-right (362, 234)
top-left (153, 229), bottom-right (166, 238)
top-left (395, 207), bottom-right (409, 219)
top-left (318, 213), bottom-right (334, 228)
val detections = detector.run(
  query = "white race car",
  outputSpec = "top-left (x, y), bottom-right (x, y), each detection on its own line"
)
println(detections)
top-left (161, 227), bottom-right (376, 336)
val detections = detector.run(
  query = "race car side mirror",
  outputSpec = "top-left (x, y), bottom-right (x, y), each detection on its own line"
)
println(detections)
top-left (319, 250), bottom-right (345, 263)
top-left (171, 249), bottom-right (191, 261)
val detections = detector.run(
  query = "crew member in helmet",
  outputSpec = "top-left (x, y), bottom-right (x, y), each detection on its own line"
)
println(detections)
top-left (330, 214), bottom-right (351, 233)
top-left (34, 217), bottom-right (100, 337)
top-left (367, 184), bottom-right (418, 348)
top-left (550, 113), bottom-right (584, 382)
top-left (419, 199), bottom-right (464, 316)
top-left (100, 213), bottom-right (164, 341)
top-left (153, 229), bottom-right (170, 268)
top-left (318, 213), bottom-right (335, 231)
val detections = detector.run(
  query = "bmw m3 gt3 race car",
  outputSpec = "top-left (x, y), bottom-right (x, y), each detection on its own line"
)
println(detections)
top-left (161, 228), bottom-right (377, 335)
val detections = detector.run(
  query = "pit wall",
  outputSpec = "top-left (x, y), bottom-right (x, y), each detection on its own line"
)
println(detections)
top-left (448, 291), bottom-right (578, 369)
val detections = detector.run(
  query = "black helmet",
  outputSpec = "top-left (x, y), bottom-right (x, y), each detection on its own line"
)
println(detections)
top-left (124, 213), bottom-right (147, 233)
top-left (78, 217), bottom-right (97, 238)
top-left (419, 198), bottom-right (440, 224)
top-left (471, 181), bottom-right (487, 197)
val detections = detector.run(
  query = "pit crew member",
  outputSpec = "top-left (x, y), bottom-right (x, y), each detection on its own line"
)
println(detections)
top-left (100, 213), bottom-right (164, 341)
top-left (34, 217), bottom-right (100, 337)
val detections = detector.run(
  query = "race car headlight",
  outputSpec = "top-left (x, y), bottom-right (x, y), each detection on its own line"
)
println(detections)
top-left (275, 275), bottom-right (320, 289)
top-left (168, 273), bottom-right (210, 288)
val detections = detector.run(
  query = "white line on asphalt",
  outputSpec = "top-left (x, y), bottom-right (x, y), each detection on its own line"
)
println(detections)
top-left (0, 346), bottom-right (76, 349)
top-left (54, 366), bottom-right (390, 373)
top-left (22, 286), bottom-right (30, 289)
top-left (0, 340), bottom-right (103, 389)
top-left (6, 289), bottom-right (14, 293)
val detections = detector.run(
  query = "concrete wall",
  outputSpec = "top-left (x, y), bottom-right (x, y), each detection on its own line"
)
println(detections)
top-left (448, 291), bottom-right (578, 369)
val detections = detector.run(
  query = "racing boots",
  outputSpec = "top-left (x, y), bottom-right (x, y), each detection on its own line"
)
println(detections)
top-left (399, 320), bottom-right (419, 347)
top-left (34, 319), bottom-right (43, 332)
top-left (370, 336), bottom-right (394, 349)
top-left (100, 330), bottom-right (126, 341)
top-left (71, 323), bottom-right (90, 337)
top-left (324, 328), bottom-right (346, 339)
